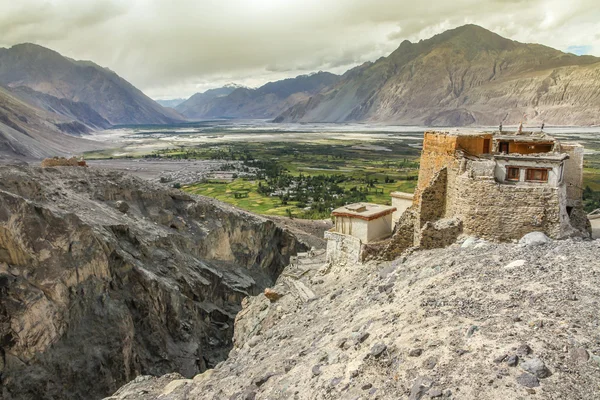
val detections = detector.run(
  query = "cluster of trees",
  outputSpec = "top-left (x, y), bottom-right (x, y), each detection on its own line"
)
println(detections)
top-left (256, 172), bottom-right (376, 219)
top-left (583, 186), bottom-right (600, 212)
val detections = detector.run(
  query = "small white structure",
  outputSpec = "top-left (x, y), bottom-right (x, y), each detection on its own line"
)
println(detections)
top-left (325, 202), bottom-right (396, 265)
top-left (331, 203), bottom-right (396, 243)
top-left (390, 192), bottom-right (414, 225)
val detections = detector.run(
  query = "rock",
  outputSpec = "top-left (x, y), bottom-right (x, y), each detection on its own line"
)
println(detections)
top-left (362, 383), bottom-right (373, 390)
top-left (337, 338), bottom-right (347, 349)
top-left (516, 373), bottom-right (540, 388)
top-left (504, 260), bottom-right (526, 269)
top-left (161, 379), bottom-right (192, 395)
top-left (428, 388), bottom-right (443, 398)
top-left (409, 348), bottom-right (424, 357)
top-left (283, 359), bottom-right (296, 373)
top-left (408, 376), bottom-right (433, 400)
top-left (252, 372), bottom-right (276, 387)
top-left (516, 343), bottom-right (532, 356)
top-left (354, 331), bottom-right (370, 344)
top-left (507, 355), bottom-right (519, 367)
top-left (264, 288), bottom-right (284, 302)
top-left (521, 358), bottom-right (551, 379)
top-left (466, 325), bottom-right (478, 337)
top-left (312, 365), bottom-right (322, 376)
top-left (247, 336), bottom-right (261, 348)
top-left (350, 370), bottom-right (359, 378)
top-left (493, 354), bottom-right (507, 364)
top-left (519, 232), bottom-right (551, 246)
top-left (423, 356), bottom-right (438, 369)
top-left (461, 237), bottom-right (478, 248)
top-left (370, 343), bottom-right (387, 358)
top-left (330, 377), bottom-right (342, 387)
top-left (115, 200), bottom-right (129, 213)
top-left (569, 348), bottom-right (589, 363)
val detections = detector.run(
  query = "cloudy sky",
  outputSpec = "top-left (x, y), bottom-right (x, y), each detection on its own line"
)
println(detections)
top-left (1, 0), bottom-right (599, 100)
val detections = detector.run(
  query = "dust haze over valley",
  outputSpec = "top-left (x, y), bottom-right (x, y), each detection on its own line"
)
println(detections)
top-left (2, 1), bottom-right (600, 400)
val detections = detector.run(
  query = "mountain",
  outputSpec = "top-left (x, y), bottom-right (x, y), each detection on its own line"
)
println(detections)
top-left (9, 86), bottom-right (111, 130)
top-left (176, 73), bottom-right (340, 120)
top-left (156, 98), bottom-right (187, 108)
top-left (275, 25), bottom-right (600, 126)
top-left (0, 85), bottom-right (103, 159)
top-left (175, 84), bottom-right (242, 117)
top-left (0, 43), bottom-right (183, 126)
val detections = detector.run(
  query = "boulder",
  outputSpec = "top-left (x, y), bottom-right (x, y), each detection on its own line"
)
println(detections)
top-left (519, 232), bottom-right (551, 246)
top-left (264, 288), bottom-right (284, 302)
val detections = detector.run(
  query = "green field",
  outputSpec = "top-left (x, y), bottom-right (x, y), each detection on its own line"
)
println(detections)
top-left (175, 141), bottom-right (421, 218)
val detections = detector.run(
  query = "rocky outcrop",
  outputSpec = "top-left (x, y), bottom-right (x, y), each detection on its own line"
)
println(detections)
top-left (276, 25), bottom-right (600, 126)
top-left (0, 165), bottom-right (304, 400)
top-left (107, 236), bottom-right (600, 399)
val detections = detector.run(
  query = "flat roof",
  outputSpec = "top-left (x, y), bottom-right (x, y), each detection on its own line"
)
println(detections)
top-left (495, 153), bottom-right (569, 163)
top-left (425, 130), bottom-right (492, 137)
top-left (332, 203), bottom-right (396, 221)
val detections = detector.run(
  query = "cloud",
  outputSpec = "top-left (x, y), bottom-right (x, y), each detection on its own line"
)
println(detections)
top-left (0, 0), bottom-right (599, 99)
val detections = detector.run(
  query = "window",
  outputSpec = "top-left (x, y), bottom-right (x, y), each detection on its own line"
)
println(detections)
top-left (499, 142), bottom-right (509, 154)
top-left (525, 168), bottom-right (549, 182)
top-left (506, 167), bottom-right (520, 181)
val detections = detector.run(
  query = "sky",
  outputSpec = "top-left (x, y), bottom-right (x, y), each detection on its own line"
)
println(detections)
top-left (1, 0), bottom-right (599, 100)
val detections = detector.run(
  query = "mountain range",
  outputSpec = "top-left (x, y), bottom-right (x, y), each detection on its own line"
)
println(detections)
top-left (275, 25), bottom-right (600, 126)
top-left (2, 25), bottom-right (600, 160)
top-left (176, 73), bottom-right (340, 119)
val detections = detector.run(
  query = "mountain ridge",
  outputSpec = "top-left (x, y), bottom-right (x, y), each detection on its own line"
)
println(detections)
top-left (275, 24), bottom-right (600, 126)
top-left (0, 43), bottom-right (183, 126)
top-left (176, 72), bottom-right (340, 120)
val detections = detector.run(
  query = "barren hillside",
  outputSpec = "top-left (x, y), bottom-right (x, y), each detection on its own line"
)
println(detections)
top-left (108, 236), bottom-right (600, 399)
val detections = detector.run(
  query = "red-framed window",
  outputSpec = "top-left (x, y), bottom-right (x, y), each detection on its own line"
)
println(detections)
top-left (506, 167), bottom-right (520, 181)
top-left (525, 168), bottom-right (549, 182)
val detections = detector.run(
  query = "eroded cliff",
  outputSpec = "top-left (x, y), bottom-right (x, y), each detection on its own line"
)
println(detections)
top-left (0, 165), bottom-right (304, 400)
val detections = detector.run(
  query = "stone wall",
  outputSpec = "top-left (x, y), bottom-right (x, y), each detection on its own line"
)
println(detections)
top-left (415, 133), bottom-right (456, 194)
top-left (446, 172), bottom-right (568, 240)
top-left (41, 157), bottom-right (87, 167)
top-left (417, 167), bottom-right (447, 227)
top-left (324, 230), bottom-right (363, 265)
top-left (362, 209), bottom-right (418, 262)
top-left (418, 218), bottom-right (463, 249)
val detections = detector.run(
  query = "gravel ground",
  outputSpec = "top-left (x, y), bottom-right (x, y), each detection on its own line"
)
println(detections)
top-left (107, 236), bottom-right (600, 400)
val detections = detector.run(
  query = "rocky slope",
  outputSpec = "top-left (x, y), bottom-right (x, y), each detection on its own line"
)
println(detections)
top-left (177, 73), bottom-right (339, 120)
top-left (0, 43), bottom-right (183, 126)
top-left (0, 165), bottom-right (305, 400)
top-left (276, 25), bottom-right (600, 126)
top-left (108, 235), bottom-right (600, 399)
top-left (0, 86), bottom-right (104, 160)
top-left (9, 86), bottom-right (111, 131)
